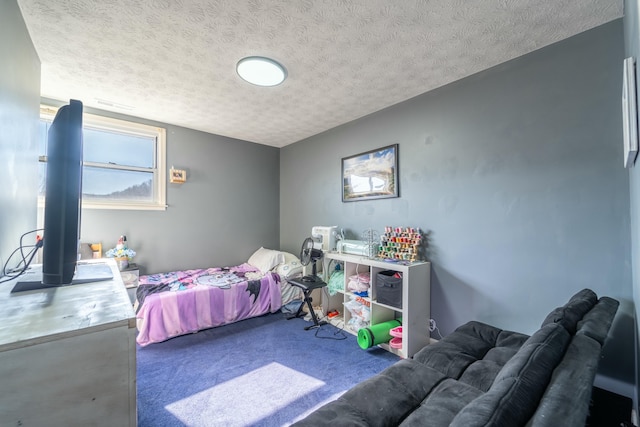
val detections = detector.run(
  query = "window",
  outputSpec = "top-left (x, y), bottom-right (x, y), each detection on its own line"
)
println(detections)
top-left (39, 106), bottom-right (166, 210)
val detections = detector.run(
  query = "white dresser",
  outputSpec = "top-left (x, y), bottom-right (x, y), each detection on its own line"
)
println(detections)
top-left (0, 259), bottom-right (137, 426)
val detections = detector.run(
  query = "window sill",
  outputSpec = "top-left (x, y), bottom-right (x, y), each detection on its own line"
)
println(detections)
top-left (82, 202), bottom-right (167, 211)
top-left (38, 198), bottom-right (167, 211)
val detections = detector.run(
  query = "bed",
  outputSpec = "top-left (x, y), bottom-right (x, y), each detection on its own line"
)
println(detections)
top-left (135, 248), bottom-right (304, 346)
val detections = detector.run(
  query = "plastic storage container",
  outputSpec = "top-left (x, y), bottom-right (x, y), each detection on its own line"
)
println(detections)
top-left (376, 270), bottom-right (403, 308)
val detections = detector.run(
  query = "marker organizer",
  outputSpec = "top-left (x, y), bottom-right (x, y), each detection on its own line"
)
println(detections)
top-left (377, 226), bottom-right (422, 262)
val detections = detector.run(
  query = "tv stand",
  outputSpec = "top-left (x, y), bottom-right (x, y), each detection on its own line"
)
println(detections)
top-left (0, 259), bottom-right (136, 426)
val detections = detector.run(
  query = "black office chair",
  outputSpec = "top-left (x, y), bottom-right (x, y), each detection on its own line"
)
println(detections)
top-left (287, 237), bottom-right (327, 330)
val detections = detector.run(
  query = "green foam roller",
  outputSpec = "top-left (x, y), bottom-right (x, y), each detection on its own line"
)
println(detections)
top-left (357, 319), bottom-right (402, 349)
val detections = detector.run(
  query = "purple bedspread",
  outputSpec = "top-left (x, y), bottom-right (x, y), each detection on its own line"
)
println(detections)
top-left (136, 263), bottom-right (282, 346)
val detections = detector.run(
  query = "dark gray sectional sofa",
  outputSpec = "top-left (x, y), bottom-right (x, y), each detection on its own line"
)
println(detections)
top-left (293, 289), bottom-right (619, 426)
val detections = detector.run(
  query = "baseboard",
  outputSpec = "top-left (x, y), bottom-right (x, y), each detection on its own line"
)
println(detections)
top-left (594, 373), bottom-right (635, 399)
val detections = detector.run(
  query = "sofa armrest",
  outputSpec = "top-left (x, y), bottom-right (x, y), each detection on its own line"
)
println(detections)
top-left (524, 334), bottom-right (601, 427)
top-left (526, 296), bottom-right (619, 426)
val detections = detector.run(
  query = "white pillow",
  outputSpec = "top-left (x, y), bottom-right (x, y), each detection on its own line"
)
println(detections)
top-left (247, 247), bottom-right (285, 273)
top-left (275, 252), bottom-right (303, 279)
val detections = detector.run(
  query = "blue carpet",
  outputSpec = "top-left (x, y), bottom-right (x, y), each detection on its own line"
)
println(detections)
top-left (137, 312), bottom-right (400, 426)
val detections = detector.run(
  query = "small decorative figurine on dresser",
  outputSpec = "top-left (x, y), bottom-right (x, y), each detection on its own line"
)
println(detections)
top-left (106, 235), bottom-right (136, 271)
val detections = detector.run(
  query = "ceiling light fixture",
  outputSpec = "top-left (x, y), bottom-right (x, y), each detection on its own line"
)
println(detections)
top-left (236, 56), bottom-right (287, 87)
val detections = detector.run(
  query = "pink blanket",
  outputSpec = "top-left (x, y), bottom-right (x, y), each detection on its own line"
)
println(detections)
top-left (136, 264), bottom-right (282, 346)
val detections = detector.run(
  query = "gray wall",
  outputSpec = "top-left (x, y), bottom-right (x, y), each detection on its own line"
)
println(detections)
top-left (0, 0), bottom-right (40, 269)
top-left (281, 20), bottom-right (633, 385)
top-left (42, 100), bottom-right (280, 275)
top-left (624, 0), bottom-right (640, 410)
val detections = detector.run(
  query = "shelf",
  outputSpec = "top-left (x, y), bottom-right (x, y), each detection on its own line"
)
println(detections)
top-left (326, 314), bottom-right (345, 327)
top-left (371, 300), bottom-right (402, 311)
top-left (378, 342), bottom-right (405, 358)
top-left (323, 252), bottom-right (430, 358)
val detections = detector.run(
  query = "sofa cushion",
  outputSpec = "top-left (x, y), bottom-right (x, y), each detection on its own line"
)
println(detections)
top-left (413, 342), bottom-right (487, 379)
top-left (293, 359), bottom-right (447, 427)
top-left (399, 379), bottom-right (483, 426)
top-left (450, 323), bottom-right (570, 427)
top-left (494, 329), bottom-right (530, 349)
top-left (482, 346), bottom-right (520, 366)
top-left (576, 296), bottom-right (619, 345)
top-left (541, 288), bottom-right (597, 334)
top-left (457, 360), bottom-right (508, 392)
top-left (415, 321), bottom-right (510, 379)
top-left (293, 399), bottom-right (369, 426)
top-left (452, 321), bottom-right (503, 343)
top-left (414, 320), bottom-right (529, 387)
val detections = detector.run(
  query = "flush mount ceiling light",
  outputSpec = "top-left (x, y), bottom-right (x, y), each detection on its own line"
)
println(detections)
top-left (236, 56), bottom-right (287, 87)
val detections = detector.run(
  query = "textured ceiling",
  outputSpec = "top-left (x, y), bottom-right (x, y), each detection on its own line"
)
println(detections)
top-left (17, 0), bottom-right (623, 147)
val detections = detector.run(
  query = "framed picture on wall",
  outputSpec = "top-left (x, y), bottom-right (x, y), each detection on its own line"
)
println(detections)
top-left (622, 56), bottom-right (638, 168)
top-left (342, 144), bottom-right (399, 202)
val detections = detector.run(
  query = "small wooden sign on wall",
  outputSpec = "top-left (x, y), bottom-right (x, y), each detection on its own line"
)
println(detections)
top-left (170, 167), bottom-right (187, 184)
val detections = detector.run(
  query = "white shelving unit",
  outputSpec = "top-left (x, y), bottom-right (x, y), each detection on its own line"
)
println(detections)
top-left (323, 252), bottom-right (430, 358)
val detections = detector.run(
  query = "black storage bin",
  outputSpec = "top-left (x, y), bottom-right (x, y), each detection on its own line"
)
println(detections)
top-left (376, 270), bottom-right (403, 308)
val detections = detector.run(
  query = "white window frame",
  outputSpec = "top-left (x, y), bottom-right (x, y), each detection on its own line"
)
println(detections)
top-left (39, 105), bottom-right (167, 211)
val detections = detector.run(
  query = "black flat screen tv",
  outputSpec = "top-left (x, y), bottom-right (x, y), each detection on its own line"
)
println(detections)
top-left (42, 99), bottom-right (84, 285)
top-left (12, 99), bottom-right (113, 293)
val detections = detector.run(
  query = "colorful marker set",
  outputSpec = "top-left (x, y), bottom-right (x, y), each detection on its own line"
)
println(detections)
top-left (378, 226), bottom-right (422, 262)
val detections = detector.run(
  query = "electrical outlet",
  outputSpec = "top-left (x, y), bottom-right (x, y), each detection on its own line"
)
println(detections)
top-left (429, 318), bottom-right (437, 332)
